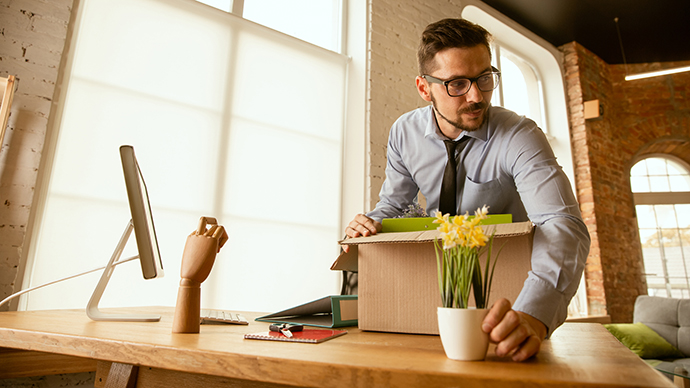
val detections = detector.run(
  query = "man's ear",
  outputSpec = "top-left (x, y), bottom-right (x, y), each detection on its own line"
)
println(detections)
top-left (415, 76), bottom-right (432, 102)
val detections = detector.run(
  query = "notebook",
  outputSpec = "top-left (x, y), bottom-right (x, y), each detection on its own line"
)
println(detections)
top-left (244, 329), bottom-right (347, 344)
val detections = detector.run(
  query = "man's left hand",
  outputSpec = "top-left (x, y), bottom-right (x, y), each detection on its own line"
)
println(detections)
top-left (481, 298), bottom-right (547, 362)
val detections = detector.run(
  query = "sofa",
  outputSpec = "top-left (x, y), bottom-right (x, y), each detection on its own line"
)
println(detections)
top-left (605, 295), bottom-right (689, 382)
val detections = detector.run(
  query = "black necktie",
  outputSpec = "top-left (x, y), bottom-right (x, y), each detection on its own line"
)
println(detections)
top-left (439, 137), bottom-right (469, 215)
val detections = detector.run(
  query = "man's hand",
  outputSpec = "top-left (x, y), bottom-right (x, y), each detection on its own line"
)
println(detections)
top-left (342, 214), bottom-right (382, 253)
top-left (482, 298), bottom-right (547, 362)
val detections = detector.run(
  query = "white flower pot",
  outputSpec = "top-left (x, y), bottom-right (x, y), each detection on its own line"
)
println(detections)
top-left (437, 307), bottom-right (489, 361)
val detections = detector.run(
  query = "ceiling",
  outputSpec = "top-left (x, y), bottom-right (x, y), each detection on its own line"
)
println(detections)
top-left (481, 0), bottom-right (690, 65)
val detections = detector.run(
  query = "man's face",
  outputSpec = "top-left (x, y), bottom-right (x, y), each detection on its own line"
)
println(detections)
top-left (416, 45), bottom-right (494, 137)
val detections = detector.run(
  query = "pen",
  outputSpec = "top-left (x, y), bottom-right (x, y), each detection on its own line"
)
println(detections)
top-left (269, 323), bottom-right (303, 338)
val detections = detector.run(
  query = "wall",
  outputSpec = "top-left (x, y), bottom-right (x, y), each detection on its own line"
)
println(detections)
top-left (0, 0), bottom-right (76, 311)
top-left (366, 0), bottom-right (439, 209)
top-left (0, 0), bottom-right (92, 386)
top-left (562, 41), bottom-right (690, 322)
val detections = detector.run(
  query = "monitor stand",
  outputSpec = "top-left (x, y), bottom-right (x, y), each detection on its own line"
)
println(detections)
top-left (86, 220), bottom-right (161, 322)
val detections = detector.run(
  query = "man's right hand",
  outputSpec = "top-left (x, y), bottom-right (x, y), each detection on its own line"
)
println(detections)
top-left (342, 214), bottom-right (381, 253)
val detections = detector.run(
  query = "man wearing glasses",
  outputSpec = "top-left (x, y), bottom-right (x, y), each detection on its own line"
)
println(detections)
top-left (344, 18), bottom-right (590, 361)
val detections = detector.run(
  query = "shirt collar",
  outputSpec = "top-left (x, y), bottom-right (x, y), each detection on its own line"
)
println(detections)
top-left (423, 105), bottom-right (492, 143)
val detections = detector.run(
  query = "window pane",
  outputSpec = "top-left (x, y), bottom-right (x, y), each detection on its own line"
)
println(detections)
top-left (636, 205), bottom-right (657, 227)
top-left (630, 160), bottom-right (648, 177)
top-left (670, 175), bottom-right (690, 191)
top-left (196, 0), bottom-right (232, 12)
top-left (635, 202), bottom-right (690, 298)
top-left (499, 56), bottom-right (530, 118)
top-left (677, 205), bottom-right (690, 228)
top-left (630, 176), bottom-right (650, 192)
top-left (243, 0), bottom-right (341, 52)
top-left (646, 158), bottom-right (668, 175)
top-left (667, 159), bottom-right (690, 192)
top-left (649, 176), bottom-right (671, 192)
top-left (655, 205), bottom-right (678, 228)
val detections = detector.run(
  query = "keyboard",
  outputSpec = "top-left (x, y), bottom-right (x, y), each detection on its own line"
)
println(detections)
top-left (200, 309), bottom-right (249, 325)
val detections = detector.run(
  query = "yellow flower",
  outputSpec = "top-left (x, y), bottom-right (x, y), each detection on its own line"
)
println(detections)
top-left (467, 227), bottom-right (488, 248)
top-left (433, 211), bottom-right (446, 222)
top-left (434, 205), bottom-right (498, 309)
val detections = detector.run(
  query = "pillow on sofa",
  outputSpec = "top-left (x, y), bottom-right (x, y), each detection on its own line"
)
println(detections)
top-left (604, 322), bottom-right (685, 359)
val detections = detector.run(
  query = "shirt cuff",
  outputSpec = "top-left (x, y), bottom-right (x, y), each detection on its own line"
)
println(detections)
top-left (512, 275), bottom-right (569, 338)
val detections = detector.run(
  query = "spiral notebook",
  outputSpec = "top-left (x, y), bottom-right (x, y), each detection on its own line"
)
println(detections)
top-left (244, 329), bottom-right (347, 344)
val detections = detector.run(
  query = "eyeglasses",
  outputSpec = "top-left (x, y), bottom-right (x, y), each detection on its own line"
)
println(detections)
top-left (422, 67), bottom-right (501, 97)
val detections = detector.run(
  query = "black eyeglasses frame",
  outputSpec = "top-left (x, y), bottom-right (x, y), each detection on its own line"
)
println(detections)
top-left (422, 66), bottom-right (501, 97)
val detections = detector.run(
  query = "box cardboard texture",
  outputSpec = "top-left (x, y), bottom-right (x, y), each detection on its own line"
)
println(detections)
top-left (333, 222), bottom-right (534, 335)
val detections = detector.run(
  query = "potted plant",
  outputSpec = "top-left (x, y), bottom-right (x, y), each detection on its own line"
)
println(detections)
top-left (433, 205), bottom-right (500, 361)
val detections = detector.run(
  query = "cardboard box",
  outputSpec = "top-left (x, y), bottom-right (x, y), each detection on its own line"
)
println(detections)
top-left (332, 222), bottom-right (534, 335)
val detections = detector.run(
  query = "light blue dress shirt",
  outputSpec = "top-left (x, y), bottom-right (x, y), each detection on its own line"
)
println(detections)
top-left (367, 105), bottom-right (591, 335)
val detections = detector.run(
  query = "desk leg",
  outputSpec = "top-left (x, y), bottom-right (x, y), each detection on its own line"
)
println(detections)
top-left (674, 367), bottom-right (690, 388)
top-left (98, 362), bottom-right (138, 388)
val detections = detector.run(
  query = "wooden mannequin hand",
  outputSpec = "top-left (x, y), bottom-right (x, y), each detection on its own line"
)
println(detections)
top-left (179, 217), bottom-right (229, 284)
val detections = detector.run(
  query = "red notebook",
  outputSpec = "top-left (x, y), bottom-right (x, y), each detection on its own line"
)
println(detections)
top-left (244, 329), bottom-right (347, 343)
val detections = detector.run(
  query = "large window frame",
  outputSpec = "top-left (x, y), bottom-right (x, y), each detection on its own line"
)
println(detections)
top-left (19, 0), bottom-right (367, 314)
top-left (631, 155), bottom-right (690, 298)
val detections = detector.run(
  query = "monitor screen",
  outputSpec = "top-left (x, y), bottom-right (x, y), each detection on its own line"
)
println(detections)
top-left (119, 145), bottom-right (164, 280)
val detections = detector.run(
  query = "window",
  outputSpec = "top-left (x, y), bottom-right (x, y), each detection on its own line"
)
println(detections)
top-left (491, 46), bottom-right (545, 130)
top-left (196, 0), bottom-right (343, 53)
top-left (21, 0), bottom-right (351, 313)
top-left (631, 156), bottom-right (690, 298)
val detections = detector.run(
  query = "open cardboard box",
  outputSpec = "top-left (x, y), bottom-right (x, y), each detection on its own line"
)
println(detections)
top-left (332, 222), bottom-right (534, 335)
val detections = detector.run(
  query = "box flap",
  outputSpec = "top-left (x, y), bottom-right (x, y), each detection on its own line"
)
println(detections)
top-left (331, 246), bottom-right (358, 272)
top-left (340, 221), bottom-right (533, 246)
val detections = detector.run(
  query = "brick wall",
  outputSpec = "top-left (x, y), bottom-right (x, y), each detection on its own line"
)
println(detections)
top-left (562, 41), bottom-right (690, 322)
top-left (562, 42), bottom-right (607, 316)
top-left (0, 0), bottom-right (75, 311)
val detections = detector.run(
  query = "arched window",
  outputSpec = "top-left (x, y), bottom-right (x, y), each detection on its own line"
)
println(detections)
top-left (491, 45), bottom-right (545, 131)
top-left (631, 156), bottom-right (690, 298)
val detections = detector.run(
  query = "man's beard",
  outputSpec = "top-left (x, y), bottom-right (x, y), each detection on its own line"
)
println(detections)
top-left (430, 93), bottom-right (488, 132)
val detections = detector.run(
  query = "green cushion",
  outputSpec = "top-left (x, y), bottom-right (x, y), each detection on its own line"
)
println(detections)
top-left (604, 322), bottom-right (685, 359)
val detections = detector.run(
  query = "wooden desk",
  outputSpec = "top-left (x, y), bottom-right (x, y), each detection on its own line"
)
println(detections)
top-left (0, 307), bottom-right (675, 388)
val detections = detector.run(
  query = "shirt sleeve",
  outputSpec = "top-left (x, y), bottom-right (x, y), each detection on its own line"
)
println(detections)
top-left (505, 122), bottom-right (591, 336)
top-left (366, 121), bottom-right (421, 222)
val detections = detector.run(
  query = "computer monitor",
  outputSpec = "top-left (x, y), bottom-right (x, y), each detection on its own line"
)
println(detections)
top-left (86, 145), bottom-right (164, 322)
top-left (120, 145), bottom-right (164, 280)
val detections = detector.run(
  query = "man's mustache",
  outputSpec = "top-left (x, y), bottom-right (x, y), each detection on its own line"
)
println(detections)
top-left (459, 101), bottom-right (488, 114)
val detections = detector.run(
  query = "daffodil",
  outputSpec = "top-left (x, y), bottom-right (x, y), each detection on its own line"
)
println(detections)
top-left (433, 206), bottom-right (501, 309)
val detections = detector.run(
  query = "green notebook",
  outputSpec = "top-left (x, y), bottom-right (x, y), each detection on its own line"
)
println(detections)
top-left (381, 214), bottom-right (512, 233)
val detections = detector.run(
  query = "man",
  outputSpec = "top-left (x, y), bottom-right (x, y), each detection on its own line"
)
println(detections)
top-left (345, 18), bottom-right (590, 361)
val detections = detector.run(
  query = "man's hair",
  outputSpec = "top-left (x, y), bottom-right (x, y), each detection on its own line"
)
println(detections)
top-left (417, 18), bottom-right (493, 75)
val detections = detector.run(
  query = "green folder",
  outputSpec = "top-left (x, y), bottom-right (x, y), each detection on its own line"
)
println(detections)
top-left (255, 295), bottom-right (358, 328)
top-left (381, 214), bottom-right (512, 233)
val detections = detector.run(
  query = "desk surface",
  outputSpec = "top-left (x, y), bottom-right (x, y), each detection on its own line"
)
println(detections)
top-left (0, 307), bottom-right (675, 388)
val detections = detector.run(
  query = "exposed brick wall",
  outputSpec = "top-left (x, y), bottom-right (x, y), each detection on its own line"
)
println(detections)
top-left (562, 41), bottom-right (690, 322)
top-left (0, 0), bottom-right (75, 311)
top-left (562, 43), bottom-right (607, 316)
